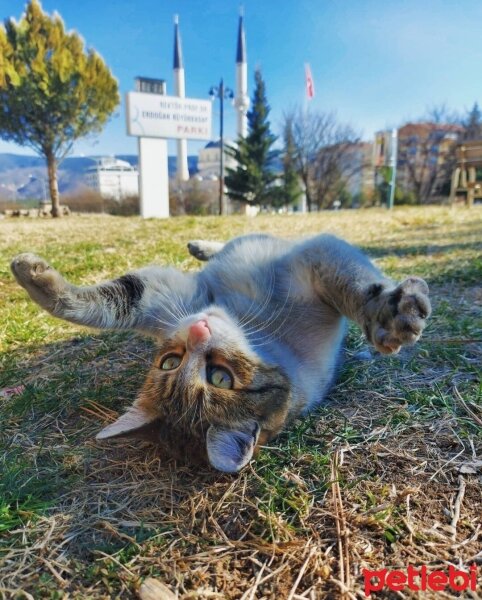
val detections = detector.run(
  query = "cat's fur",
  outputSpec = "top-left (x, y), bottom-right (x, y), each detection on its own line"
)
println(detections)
top-left (11, 233), bottom-right (431, 472)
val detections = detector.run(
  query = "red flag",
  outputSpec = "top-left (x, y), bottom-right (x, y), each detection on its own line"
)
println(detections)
top-left (305, 63), bottom-right (315, 100)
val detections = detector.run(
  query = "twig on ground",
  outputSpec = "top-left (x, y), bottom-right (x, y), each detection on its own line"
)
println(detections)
top-left (331, 451), bottom-right (352, 599)
top-left (453, 386), bottom-right (482, 428)
top-left (428, 449), bottom-right (466, 482)
top-left (240, 562), bottom-right (266, 600)
top-left (449, 475), bottom-right (466, 542)
top-left (286, 546), bottom-right (315, 600)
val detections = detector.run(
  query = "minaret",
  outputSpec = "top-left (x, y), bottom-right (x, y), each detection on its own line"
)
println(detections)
top-left (173, 15), bottom-right (189, 182)
top-left (234, 11), bottom-right (249, 138)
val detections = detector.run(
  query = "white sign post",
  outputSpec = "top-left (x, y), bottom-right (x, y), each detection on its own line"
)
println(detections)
top-left (126, 92), bottom-right (212, 218)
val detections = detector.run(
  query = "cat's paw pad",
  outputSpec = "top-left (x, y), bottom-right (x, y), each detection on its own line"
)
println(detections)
top-left (370, 277), bottom-right (431, 355)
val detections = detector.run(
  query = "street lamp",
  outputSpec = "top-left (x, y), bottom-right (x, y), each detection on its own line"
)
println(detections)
top-left (209, 78), bottom-right (234, 215)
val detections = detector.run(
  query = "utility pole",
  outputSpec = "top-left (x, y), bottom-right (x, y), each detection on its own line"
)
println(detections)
top-left (388, 128), bottom-right (398, 209)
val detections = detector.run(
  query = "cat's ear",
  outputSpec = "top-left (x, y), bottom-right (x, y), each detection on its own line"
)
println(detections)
top-left (96, 404), bottom-right (160, 441)
top-left (206, 420), bottom-right (260, 473)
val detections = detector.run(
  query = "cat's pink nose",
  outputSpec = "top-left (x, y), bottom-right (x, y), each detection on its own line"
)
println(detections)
top-left (188, 319), bottom-right (211, 348)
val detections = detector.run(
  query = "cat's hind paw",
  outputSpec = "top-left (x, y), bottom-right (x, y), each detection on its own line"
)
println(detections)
top-left (11, 253), bottom-right (51, 282)
top-left (187, 240), bottom-right (224, 261)
top-left (11, 253), bottom-right (67, 311)
top-left (365, 277), bottom-right (431, 355)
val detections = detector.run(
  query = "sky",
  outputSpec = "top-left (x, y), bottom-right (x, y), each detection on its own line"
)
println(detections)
top-left (1, 0), bottom-right (482, 158)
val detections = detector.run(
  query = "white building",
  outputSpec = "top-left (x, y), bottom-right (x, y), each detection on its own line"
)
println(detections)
top-left (196, 140), bottom-right (237, 180)
top-left (85, 157), bottom-right (139, 200)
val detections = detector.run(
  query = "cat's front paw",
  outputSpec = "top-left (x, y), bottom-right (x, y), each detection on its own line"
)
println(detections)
top-left (11, 253), bottom-right (66, 311)
top-left (365, 277), bottom-right (431, 355)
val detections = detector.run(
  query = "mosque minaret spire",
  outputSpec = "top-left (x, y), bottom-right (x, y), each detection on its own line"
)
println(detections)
top-left (173, 15), bottom-right (189, 182)
top-left (234, 9), bottom-right (249, 139)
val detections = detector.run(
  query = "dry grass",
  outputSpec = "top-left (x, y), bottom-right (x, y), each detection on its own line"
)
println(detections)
top-left (0, 207), bottom-right (481, 599)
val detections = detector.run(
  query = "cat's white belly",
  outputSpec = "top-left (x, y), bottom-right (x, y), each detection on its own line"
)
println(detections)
top-left (293, 318), bottom-right (346, 413)
top-left (254, 314), bottom-right (346, 417)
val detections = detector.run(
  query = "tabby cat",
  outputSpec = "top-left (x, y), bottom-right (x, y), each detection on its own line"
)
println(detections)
top-left (11, 233), bottom-right (430, 472)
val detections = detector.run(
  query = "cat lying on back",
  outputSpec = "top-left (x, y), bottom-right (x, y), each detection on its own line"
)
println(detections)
top-left (11, 233), bottom-right (431, 473)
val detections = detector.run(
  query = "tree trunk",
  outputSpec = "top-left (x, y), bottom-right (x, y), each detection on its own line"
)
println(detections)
top-left (46, 151), bottom-right (61, 218)
top-left (302, 176), bottom-right (312, 212)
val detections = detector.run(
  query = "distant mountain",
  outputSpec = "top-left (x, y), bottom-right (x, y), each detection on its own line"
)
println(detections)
top-left (0, 153), bottom-right (199, 201)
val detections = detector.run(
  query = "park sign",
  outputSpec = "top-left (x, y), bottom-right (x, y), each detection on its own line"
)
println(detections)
top-left (126, 92), bottom-right (212, 140)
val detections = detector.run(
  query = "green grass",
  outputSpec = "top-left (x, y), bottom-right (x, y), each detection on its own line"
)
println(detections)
top-left (0, 207), bottom-right (481, 599)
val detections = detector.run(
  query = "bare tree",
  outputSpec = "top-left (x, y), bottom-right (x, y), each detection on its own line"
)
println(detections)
top-left (461, 102), bottom-right (482, 141)
top-left (397, 105), bottom-right (462, 203)
top-left (283, 107), bottom-right (361, 210)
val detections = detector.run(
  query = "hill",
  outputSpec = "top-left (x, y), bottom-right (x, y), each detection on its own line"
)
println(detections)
top-left (0, 153), bottom-right (199, 201)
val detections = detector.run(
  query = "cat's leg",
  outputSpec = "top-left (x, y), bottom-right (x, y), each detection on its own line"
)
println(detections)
top-left (187, 240), bottom-right (225, 261)
top-left (11, 253), bottom-right (196, 333)
top-left (292, 235), bottom-right (431, 355)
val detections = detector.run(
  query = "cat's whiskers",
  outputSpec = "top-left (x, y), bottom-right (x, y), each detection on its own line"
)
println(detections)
top-left (242, 269), bottom-right (292, 334)
top-left (163, 297), bottom-right (187, 323)
top-left (246, 299), bottom-right (299, 345)
top-left (243, 275), bottom-right (298, 347)
top-left (238, 282), bottom-right (275, 330)
top-left (152, 289), bottom-right (190, 330)
top-left (246, 308), bottom-right (298, 348)
top-left (237, 263), bottom-right (276, 329)
top-left (237, 269), bottom-right (278, 336)
top-left (172, 293), bottom-right (191, 320)
top-left (240, 278), bottom-right (295, 338)
top-left (151, 314), bottom-right (178, 330)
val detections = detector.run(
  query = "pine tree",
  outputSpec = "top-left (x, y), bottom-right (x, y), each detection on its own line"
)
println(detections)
top-left (462, 102), bottom-right (482, 141)
top-left (0, 0), bottom-right (119, 217)
top-left (279, 116), bottom-right (302, 208)
top-left (225, 69), bottom-right (278, 206)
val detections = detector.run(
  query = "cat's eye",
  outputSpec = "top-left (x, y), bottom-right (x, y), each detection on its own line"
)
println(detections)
top-left (207, 366), bottom-right (234, 389)
top-left (160, 354), bottom-right (182, 370)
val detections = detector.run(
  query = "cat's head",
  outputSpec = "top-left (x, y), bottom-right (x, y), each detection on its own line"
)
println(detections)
top-left (96, 306), bottom-right (291, 472)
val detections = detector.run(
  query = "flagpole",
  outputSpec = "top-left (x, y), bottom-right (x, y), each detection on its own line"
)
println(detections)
top-left (302, 63), bottom-right (315, 213)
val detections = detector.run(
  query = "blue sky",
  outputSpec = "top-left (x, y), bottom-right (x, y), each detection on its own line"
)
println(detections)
top-left (1, 0), bottom-right (482, 157)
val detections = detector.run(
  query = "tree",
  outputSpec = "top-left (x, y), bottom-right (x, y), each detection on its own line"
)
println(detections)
top-left (462, 102), bottom-right (482, 141)
top-left (0, 1), bottom-right (119, 217)
top-left (225, 69), bottom-right (278, 206)
top-left (282, 107), bottom-right (360, 211)
top-left (276, 115), bottom-right (302, 209)
top-left (397, 106), bottom-right (462, 203)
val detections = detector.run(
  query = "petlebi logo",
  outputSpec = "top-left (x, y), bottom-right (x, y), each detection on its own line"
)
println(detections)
top-left (363, 564), bottom-right (478, 597)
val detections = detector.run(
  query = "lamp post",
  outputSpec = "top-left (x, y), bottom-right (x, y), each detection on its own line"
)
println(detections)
top-left (209, 78), bottom-right (234, 215)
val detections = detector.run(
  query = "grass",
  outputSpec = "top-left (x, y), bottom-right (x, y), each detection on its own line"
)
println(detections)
top-left (0, 206), bottom-right (481, 599)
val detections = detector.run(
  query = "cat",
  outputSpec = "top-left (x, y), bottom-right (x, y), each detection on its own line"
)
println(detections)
top-left (11, 233), bottom-right (431, 473)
